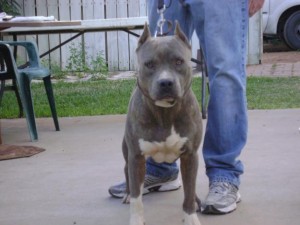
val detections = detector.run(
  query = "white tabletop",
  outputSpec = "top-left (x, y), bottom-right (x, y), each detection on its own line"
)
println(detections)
top-left (0, 17), bottom-right (148, 35)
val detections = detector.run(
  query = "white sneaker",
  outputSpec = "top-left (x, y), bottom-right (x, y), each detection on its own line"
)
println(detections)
top-left (202, 181), bottom-right (241, 214)
top-left (108, 174), bottom-right (181, 198)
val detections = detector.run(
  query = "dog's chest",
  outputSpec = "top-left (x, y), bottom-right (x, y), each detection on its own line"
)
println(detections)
top-left (138, 126), bottom-right (188, 163)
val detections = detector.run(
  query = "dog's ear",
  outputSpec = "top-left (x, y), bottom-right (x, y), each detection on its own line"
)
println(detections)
top-left (174, 21), bottom-right (191, 48)
top-left (138, 22), bottom-right (151, 48)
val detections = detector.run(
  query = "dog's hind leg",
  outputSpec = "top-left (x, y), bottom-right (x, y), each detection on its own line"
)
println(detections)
top-left (180, 152), bottom-right (202, 225)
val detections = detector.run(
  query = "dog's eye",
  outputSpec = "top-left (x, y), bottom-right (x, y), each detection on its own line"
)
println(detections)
top-left (175, 58), bottom-right (184, 66)
top-left (145, 61), bottom-right (155, 69)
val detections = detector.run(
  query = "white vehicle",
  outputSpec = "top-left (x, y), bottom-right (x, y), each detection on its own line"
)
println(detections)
top-left (262, 0), bottom-right (300, 50)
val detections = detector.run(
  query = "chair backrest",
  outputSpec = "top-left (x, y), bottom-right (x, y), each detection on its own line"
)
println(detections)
top-left (21, 41), bottom-right (41, 68)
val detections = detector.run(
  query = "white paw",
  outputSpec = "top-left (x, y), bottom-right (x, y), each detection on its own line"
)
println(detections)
top-left (183, 212), bottom-right (201, 225)
top-left (130, 215), bottom-right (145, 225)
top-left (130, 193), bottom-right (144, 225)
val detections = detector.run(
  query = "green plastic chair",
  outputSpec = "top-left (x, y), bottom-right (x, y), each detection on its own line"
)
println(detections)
top-left (0, 41), bottom-right (60, 141)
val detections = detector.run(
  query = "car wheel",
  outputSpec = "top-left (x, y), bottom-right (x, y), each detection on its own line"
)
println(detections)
top-left (283, 10), bottom-right (300, 50)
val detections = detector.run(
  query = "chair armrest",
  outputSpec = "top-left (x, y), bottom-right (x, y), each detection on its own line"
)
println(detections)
top-left (0, 41), bottom-right (41, 68)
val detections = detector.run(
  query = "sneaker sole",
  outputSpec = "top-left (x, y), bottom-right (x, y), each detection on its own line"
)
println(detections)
top-left (202, 192), bottom-right (241, 214)
top-left (109, 179), bottom-right (181, 199)
top-left (108, 189), bottom-right (125, 198)
top-left (143, 178), bottom-right (181, 195)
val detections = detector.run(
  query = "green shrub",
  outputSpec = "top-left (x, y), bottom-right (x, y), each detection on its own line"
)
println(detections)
top-left (66, 42), bottom-right (108, 79)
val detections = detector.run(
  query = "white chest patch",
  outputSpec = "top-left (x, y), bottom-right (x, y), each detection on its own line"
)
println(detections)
top-left (138, 126), bottom-right (188, 163)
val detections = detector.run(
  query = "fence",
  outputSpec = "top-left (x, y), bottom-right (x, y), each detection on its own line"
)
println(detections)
top-left (5, 0), bottom-right (262, 71)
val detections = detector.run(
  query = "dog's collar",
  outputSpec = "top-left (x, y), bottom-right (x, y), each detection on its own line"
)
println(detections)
top-left (136, 78), bottom-right (155, 103)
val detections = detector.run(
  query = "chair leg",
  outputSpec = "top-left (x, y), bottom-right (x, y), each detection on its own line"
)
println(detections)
top-left (12, 79), bottom-right (24, 118)
top-left (0, 81), bottom-right (2, 145)
top-left (0, 119), bottom-right (2, 145)
top-left (20, 76), bottom-right (38, 141)
top-left (43, 76), bottom-right (60, 131)
top-left (0, 57), bottom-right (4, 106)
top-left (0, 79), bottom-right (24, 118)
top-left (0, 80), bottom-right (5, 106)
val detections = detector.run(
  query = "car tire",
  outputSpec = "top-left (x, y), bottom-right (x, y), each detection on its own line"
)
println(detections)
top-left (283, 10), bottom-right (300, 50)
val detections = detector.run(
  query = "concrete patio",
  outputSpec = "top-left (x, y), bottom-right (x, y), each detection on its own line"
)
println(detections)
top-left (0, 109), bottom-right (300, 225)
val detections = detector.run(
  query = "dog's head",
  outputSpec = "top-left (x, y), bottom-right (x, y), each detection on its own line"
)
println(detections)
top-left (136, 22), bottom-right (192, 108)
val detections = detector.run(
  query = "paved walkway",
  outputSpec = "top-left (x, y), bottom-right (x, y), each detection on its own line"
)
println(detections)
top-left (247, 51), bottom-right (300, 77)
top-left (247, 62), bottom-right (300, 77)
top-left (1, 110), bottom-right (300, 225)
top-left (107, 51), bottom-right (300, 80)
top-left (108, 60), bottom-right (300, 80)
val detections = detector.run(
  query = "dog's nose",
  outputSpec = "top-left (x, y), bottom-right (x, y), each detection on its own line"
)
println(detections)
top-left (159, 79), bottom-right (173, 89)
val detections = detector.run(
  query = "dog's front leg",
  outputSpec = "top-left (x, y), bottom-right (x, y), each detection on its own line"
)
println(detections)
top-left (128, 153), bottom-right (146, 225)
top-left (122, 139), bottom-right (131, 204)
top-left (180, 152), bottom-right (202, 225)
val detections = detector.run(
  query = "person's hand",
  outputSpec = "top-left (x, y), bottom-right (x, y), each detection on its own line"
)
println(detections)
top-left (248, 0), bottom-right (265, 17)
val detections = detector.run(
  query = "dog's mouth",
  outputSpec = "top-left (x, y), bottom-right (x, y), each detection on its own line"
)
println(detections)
top-left (155, 97), bottom-right (176, 108)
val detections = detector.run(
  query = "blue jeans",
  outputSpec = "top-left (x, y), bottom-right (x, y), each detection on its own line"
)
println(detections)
top-left (146, 0), bottom-right (249, 187)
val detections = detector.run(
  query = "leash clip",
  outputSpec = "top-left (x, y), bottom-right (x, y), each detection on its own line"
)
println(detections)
top-left (155, 4), bottom-right (167, 37)
top-left (154, 0), bottom-right (173, 37)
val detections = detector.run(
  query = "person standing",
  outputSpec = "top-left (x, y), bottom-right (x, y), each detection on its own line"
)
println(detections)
top-left (109, 0), bottom-right (265, 214)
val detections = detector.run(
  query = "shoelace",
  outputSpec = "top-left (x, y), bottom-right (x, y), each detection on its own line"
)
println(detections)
top-left (209, 182), bottom-right (231, 194)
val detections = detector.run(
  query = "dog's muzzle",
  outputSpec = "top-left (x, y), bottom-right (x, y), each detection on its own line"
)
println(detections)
top-left (154, 79), bottom-right (177, 108)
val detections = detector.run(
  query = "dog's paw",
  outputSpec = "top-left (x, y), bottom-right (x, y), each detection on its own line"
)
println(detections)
top-left (183, 213), bottom-right (202, 225)
top-left (122, 194), bottom-right (130, 204)
top-left (130, 215), bottom-right (145, 225)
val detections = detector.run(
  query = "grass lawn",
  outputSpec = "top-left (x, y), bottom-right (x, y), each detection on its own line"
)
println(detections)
top-left (0, 76), bottom-right (300, 119)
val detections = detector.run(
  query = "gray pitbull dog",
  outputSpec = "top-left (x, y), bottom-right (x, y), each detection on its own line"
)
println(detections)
top-left (122, 22), bottom-right (202, 225)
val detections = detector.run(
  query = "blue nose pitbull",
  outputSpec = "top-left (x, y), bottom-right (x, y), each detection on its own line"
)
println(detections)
top-left (122, 22), bottom-right (203, 225)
